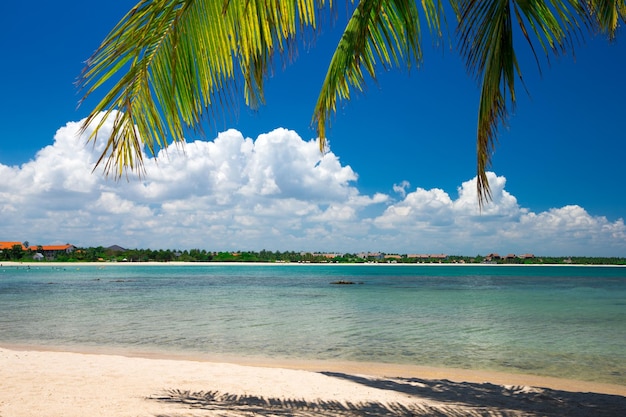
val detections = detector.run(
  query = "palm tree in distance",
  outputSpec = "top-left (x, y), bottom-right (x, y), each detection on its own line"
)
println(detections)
top-left (77, 0), bottom-right (624, 206)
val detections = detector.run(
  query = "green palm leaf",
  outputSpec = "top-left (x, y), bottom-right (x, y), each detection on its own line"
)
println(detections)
top-left (79, 0), bottom-right (623, 205)
top-left (312, 0), bottom-right (443, 150)
top-left (457, 0), bottom-right (588, 205)
top-left (78, 0), bottom-right (328, 177)
top-left (586, 0), bottom-right (626, 39)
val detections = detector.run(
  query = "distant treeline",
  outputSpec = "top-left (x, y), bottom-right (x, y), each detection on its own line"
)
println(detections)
top-left (1, 245), bottom-right (625, 265)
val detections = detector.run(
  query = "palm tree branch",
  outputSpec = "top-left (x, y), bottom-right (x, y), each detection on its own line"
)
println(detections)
top-left (585, 0), bottom-right (626, 39)
top-left (313, 0), bottom-right (443, 150)
top-left (78, 0), bottom-right (326, 178)
top-left (457, 0), bottom-right (586, 206)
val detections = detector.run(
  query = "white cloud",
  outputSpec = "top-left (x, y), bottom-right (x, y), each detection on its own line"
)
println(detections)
top-left (371, 173), bottom-right (625, 255)
top-left (393, 180), bottom-right (410, 197)
top-left (1, 113), bottom-right (624, 256)
top-left (452, 173), bottom-right (521, 217)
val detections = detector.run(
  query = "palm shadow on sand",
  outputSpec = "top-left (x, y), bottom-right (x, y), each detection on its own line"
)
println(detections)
top-left (151, 372), bottom-right (625, 416)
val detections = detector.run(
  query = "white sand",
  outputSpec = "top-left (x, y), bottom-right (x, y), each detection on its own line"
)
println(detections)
top-left (1, 347), bottom-right (624, 417)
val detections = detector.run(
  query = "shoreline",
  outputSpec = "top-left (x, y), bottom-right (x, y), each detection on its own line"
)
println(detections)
top-left (2, 260), bottom-right (625, 267)
top-left (1, 346), bottom-right (624, 417)
top-left (3, 343), bottom-right (624, 396)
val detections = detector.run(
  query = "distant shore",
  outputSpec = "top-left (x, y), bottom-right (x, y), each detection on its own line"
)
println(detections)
top-left (1, 345), bottom-right (624, 417)
top-left (2, 260), bottom-right (625, 267)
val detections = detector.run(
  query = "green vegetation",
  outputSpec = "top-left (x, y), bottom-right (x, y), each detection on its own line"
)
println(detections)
top-left (1, 245), bottom-right (624, 265)
top-left (78, 1), bottom-right (625, 204)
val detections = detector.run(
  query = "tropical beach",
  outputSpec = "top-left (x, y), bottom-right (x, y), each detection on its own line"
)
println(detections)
top-left (1, 263), bottom-right (625, 415)
top-left (2, 1), bottom-right (626, 415)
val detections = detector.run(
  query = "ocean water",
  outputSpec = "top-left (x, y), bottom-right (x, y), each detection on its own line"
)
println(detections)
top-left (0, 263), bottom-right (624, 385)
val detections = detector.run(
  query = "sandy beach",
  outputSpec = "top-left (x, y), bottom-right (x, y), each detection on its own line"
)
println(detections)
top-left (1, 346), bottom-right (624, 416)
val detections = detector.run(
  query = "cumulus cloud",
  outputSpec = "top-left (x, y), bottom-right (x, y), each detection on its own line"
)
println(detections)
top-left (372, 172), bottom-right (625, 255)
top-left (1, 113), bottom-right (624, 255)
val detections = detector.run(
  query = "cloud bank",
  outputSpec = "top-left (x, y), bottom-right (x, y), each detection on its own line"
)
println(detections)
top-left (1, 113), bottom-right (624, 256)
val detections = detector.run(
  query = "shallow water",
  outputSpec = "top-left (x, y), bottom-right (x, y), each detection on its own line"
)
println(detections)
top-left (1, 264), bottom-right (624, 385)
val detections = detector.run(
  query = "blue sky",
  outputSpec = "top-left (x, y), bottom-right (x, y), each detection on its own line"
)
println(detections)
top-left (1, 1), bottom-right (625, 256)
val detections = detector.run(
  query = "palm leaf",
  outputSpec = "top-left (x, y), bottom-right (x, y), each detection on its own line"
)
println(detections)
top-left (312, 0), bottom-right (444, 150)
top-left (78, 0), bottom-right (328, 178)
top-left (456, 0), bottom-right (587, 206)
top-left (585, 0), bottom-right (626, 39)
top-left (79, 0), bottom-right (623, 205)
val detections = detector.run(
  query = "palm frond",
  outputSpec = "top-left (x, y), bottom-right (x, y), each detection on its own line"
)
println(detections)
top-left (80, 0), bottom-right (623, 205)
top-left (585, 0), bottom-right (626, 39)
top-left (312, 0), bottom-right (444, 151)
top-left (457, 0), bottom-right (586, 207)
top-left (78, 0), bottom-right (327, 178)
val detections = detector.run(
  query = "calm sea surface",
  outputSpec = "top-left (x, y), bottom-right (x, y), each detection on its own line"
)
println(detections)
top-left (1, 264), bottom-right (624, 384)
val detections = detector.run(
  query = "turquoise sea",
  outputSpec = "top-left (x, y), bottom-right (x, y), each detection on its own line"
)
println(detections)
top-left (1, 264), bottom-right (624, 385)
